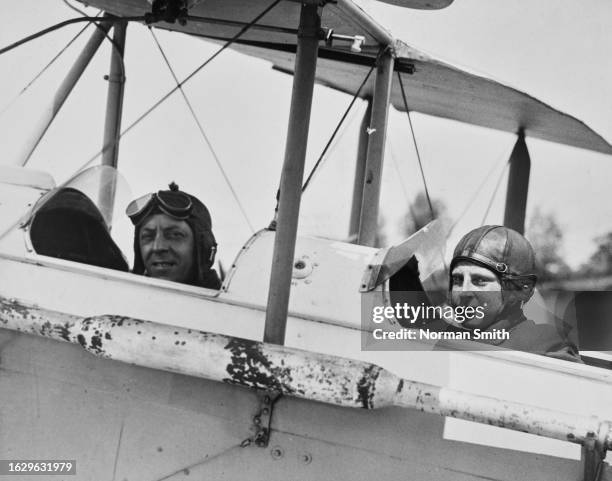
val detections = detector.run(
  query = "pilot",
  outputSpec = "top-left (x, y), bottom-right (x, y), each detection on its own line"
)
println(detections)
top-left (126, 183), bottom-right (221, 289)
top-left (444, 225), bottom-right (580, 361)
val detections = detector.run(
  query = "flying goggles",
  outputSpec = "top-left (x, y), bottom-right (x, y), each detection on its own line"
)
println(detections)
top-left (126, 184), bottom-right (192, 225)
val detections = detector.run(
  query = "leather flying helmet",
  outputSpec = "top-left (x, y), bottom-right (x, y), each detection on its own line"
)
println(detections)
top-left (450, 225), bottom-right (537, 303)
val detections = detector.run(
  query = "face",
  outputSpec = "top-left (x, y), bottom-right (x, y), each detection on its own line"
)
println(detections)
top-left (450, 261), bottom-right (503, 329)
top-left (139, 214), bottom-right (195, 284)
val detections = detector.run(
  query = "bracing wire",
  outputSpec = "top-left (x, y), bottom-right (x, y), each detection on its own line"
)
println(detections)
top-left (0, 16), bottom-right (145, 57)
top-left (388, 141), bottom-right (412, 206)
top-left (0, 7), bottom-right (112, 119)
top-left (20, 12), bottom-right (128, 167)
top-left (446, 142), bottom-right (509, 239)
top-left (480, 158), bottom-right (510, 225)
top-left (72, 0), bottom-right (283, 176)
top-left (396, 70), bottom-right (448, 273)
top-left (301, 63), bottom-right (376, 193)
top-left (0, 21), bottom-right (92, 118)
top-left (57, 5), bottom-right (125, 82)
top-left (396, 71), bottom-right (435, 222)
top-left (96, 17), bottom-right (127, 82)
top-left (447, 142), bottom-right (514, 237)
top-left (149, 29), bottom-right (255, 234)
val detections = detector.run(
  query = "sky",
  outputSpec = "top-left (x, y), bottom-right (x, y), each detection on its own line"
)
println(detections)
top-left (0, 0), bottom-right (611, 270)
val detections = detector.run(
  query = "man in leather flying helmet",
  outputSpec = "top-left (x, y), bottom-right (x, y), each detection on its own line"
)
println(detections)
top-left (446, 225), bottom-right (580, 361)
top-left (126, 183), bottom-right (221, 289)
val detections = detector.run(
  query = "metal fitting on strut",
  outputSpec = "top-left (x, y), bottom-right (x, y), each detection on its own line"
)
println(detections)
top-left (144, 0), bottom-right (188, 25)
top-left (321, 28), bottom-right (365, 53)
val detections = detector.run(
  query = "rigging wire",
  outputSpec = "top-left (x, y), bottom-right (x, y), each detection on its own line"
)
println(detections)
top-left (396, 70), bottom-right (448, 274)
top-left (57, 5), bottom-right (126, 82)
top-left (96, 17), bottom-right (128, 82)
top-left (388, 139), bottom-right (417, 220)
top-left (0, 21), bottom-right (92, 118)
top-left (0, 16), bottom-right (146, 57)
top-left (396, 71), bottom-right (435, 222)
top-left (313, 101), bottom-right (363, 165)
top-left (72, 0), bottom-right (283, 175)
top-left (301, 63), bottom-right (376, 193)
top-left (0, 7), bottom-right (113, 119)
top-left (447, 141), bottom-right (514, 237)
top-left (149, 28), bottom-right (255, 234)
top-left (152, 442), bottom-right (245, 481)
top-left (19, 12), bottom-right (128, 168)
top-left (480, 157), bottom-right (510, 225)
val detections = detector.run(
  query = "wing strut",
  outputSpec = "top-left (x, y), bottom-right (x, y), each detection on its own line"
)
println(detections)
top-left (349, 97), bottom-right (372, 242)
top-left (99, 19), bottom-right (127, 226)
top-left (101, 20), bottom-right (127, 169)
top-left (357, 49), bottom-right (394, 246)
top-left (263, 3), bottom-right (320, 345)
top-left (17, 20), bottom-right (112, 166)
top-left (503, 130), bottom-right (530, 234)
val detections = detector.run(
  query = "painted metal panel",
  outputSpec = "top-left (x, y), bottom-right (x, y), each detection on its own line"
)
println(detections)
top-left (2, 180), bottom-right (612, 472)
top-left (0, 331), bottom-right (590, 480)
top-left (225, 230), bottom-right (378, 326)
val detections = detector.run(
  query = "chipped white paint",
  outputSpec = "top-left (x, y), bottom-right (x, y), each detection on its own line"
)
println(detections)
top-left (1, 294), bottom-right (610, 452)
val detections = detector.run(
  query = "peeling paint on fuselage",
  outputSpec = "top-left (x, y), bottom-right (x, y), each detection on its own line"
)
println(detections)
top-left (223, 338), bottom-right (295, 394)
top-left (356, 364), bottom-right (382, 409)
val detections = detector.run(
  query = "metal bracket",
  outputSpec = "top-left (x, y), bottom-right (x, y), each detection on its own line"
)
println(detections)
top-left (145, 0), bottom-right (188, 25)
top-left (582, 434), bottom-right (607, 481)
top-left (321, 28), bottom-right (365, 52)
top-left (248, 391), bottom-right (281, 448)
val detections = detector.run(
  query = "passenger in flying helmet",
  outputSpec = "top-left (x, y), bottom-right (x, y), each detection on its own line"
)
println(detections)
top-left (126, 183), bottom-right (221, 289)
top-left (447, 225), bottom-right (580, 361)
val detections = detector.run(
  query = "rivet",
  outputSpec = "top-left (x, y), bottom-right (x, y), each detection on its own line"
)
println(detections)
top-left (270, 446), bottom-right (283, 459)
top-left (300, 452), bottom-right (312, 465)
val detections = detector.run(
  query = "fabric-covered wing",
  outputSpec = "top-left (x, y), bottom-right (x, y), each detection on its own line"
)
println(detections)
top-left (81, 0), bottom-right (612, 154)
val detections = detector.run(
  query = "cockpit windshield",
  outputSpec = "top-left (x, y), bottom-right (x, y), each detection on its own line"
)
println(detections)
top-left (26, 166), bottom-right (132, 271)
top-left (362, 220), bottom-right (448, 293)
top-left (28, 165), bottom-right (132, 230)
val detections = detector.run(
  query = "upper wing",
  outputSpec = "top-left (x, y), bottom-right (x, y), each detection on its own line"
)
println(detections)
top-left (82, 0), bottom-right (612, 154)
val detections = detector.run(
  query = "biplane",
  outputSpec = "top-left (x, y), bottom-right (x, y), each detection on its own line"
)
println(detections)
top-left (1, 0), bottom-right (612, 480)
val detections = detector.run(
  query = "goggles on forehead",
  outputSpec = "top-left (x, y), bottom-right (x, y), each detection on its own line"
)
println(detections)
top-left (126, 189), bottom-right (193, 225)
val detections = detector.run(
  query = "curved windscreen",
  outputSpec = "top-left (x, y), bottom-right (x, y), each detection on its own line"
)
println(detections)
top-left (29, 165), bottom-right (132, 230)
top-left (363, 220), bottom-right (448, 291)
top-left (27, 166), bottom-right (132, 271)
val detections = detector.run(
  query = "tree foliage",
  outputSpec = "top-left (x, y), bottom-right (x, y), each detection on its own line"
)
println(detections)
top-left (579, 232), bottom-right (612, 277)
top-left (526, 207), bottom-right (571, 281)
top-left (400, 191), bottom-right (449, 238)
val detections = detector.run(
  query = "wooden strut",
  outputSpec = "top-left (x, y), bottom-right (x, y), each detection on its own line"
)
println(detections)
top-left (99, 19), bottom-right (128, 228)
top-left (1, 294), bottom-right (611, 452)
top-left (503, 130), bottom-right (531, 234)
top-left (263, 3), bottom-right (320, 346)
top-left (357, 49), bottom-right (394, 247)
top-left (17, 20), bottom-right (113, 166)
